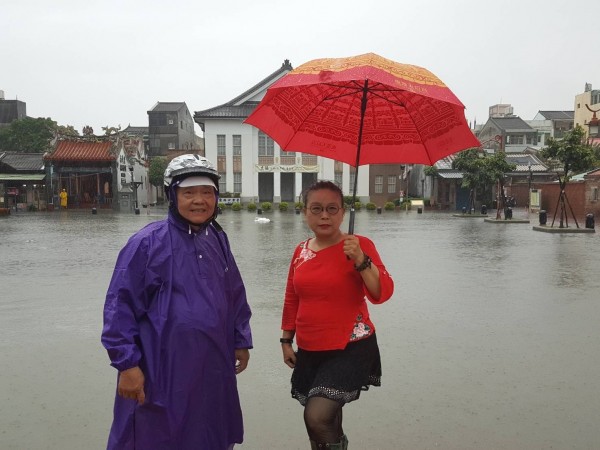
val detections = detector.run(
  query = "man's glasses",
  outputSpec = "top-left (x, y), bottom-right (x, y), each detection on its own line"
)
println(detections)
top-left (308, 205), bottom-right (342, 215)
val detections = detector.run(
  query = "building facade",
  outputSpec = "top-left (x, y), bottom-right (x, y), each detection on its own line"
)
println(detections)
top-left (527, 111), bottom-right (574, 147)
top-left (194, 60), bottom-right (370, 204)
top-left (0, 93), bottom-right (27, 129)
top-left (44, 135), bottom-right (149, 211)
top-left (574, 83), bottom-right (600, 136)
top-left (148, 102), bottom-right (198, 157)
top-left (477, 116), bottom-right (538, 153)
top-left (0, 151), bottom-right (45, 210)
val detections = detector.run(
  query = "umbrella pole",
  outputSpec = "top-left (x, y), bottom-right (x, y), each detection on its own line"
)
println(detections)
top-left (348, 80), bottom-right (369, 235)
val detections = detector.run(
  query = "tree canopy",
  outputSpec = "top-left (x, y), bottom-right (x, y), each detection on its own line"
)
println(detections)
top-left (149, 157), bottom-right (168, 188)
top-left (0, 117), bottom-right (56, 153)
top-left (453, 149), bottom-right (516, 189)
top-left (0, 117), bottom-right (80, 153)
top-left (540, 125), bottom-right (596, 180)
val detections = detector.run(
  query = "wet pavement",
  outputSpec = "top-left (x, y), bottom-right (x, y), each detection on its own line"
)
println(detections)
top-left (1, 207), bottom-right (599, 449)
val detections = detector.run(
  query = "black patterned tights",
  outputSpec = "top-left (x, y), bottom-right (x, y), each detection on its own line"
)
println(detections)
top-left (304, 397), bottom-right (344, 444)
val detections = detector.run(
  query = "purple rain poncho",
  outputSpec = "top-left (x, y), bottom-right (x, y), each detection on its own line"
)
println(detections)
top-left (101, 212), bottom-right (252, 450)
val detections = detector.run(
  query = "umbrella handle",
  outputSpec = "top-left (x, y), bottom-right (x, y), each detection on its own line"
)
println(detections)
top-left (348, 208), bottom-right (355, 235)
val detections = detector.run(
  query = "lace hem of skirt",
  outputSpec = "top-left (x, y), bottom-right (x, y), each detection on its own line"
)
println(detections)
top-left (292, 374), bottom-right (381, 406)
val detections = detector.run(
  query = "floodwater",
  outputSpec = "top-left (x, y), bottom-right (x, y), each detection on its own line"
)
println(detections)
top-left (0, 207), bottom-right (599, 450)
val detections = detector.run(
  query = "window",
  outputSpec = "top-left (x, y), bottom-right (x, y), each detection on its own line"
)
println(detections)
top-left (375, 175), bottom-right (383, 193)
top-left (168, 142), bottom-right (175, 150)
top-left (219, 172), bottom-right (226, 193)
top-left (258, 131), bottom-right (274, 156)
top-left (233, 135), bottom-right (241, 156)
top-left (349, 172), bottom-right (356, 194)
top-left (387, 175), bottom-right (396, 193)
top-left (507, 135), bottom-right (523, 145)
top-left (334, 172), bottom-right (343, 187)
top-left (592, 187), bottom-right (599, 201)
top-left (234, 172), bottom-right (242, 193)
top-left (217, 135), bottom-right (226, 156)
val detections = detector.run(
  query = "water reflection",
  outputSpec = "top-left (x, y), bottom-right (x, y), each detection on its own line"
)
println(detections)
top-left (0, 208), bottom-right (599, 449)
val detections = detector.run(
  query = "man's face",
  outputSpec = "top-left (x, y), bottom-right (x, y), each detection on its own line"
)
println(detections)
top-left (176, 185), bottom-right (216, 226)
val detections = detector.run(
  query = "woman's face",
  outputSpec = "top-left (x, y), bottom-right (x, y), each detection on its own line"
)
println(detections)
top-left (176, 185), bottom-right (216, 226)
top-left (304, 188), bottom-right (345, 240)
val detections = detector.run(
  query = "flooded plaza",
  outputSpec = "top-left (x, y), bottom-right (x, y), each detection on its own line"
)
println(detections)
top-left (0, 207), bottom-right (599, 450)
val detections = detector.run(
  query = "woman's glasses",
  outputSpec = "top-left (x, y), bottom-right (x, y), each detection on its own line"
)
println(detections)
top-left (308, 205), bottom-right (341, 215)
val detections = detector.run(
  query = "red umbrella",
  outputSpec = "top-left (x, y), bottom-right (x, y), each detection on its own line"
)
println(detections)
top-left (245, 52), bottom-right (480, 232)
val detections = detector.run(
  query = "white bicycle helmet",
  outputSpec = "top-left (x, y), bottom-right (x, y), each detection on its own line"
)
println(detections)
top-left (164, 154), bottom-right (220, 191)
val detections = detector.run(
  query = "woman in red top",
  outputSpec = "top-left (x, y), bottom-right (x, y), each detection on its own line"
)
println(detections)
top-left (281, 181), bottom-right (394, 450)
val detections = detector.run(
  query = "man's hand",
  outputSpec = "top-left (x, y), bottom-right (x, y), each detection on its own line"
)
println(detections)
top-left (235, 348), bottom-right (250, 374)
top-left (118, 366), bottom-right (145, 405)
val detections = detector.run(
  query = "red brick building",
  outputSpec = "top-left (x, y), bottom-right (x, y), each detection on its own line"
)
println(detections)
top-left (536, 169), bottom-right (600, 225)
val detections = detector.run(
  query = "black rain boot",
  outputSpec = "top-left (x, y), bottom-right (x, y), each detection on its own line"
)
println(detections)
top-left (340, 434), bottom-right (348, 450)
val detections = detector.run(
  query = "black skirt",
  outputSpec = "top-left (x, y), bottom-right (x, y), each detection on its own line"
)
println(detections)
top-left (291, 333), bottom-right (381, 406)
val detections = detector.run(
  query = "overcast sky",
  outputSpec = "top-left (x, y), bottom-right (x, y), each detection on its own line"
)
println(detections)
top-left (2, 0), bottom-right (597, 135)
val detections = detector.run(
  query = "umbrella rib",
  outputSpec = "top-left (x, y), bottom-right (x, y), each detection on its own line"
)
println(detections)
top-left (369, 90), bottom-right (405, 108)
top-left (323, 90), bottom-right (362, 102)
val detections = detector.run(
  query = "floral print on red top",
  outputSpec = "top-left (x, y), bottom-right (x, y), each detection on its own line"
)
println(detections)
top-left (350, 314), bottom-right (371, 341)
top-left (294, 240), bottom-right (316, 269)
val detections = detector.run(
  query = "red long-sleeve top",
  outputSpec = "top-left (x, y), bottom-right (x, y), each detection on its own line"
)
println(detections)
top-left (281, 235), bottom-right (394, 351)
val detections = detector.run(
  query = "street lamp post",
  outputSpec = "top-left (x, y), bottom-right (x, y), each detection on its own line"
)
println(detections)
top-left (527, 161), bottom-right (533, 215)
top-left (494, 134), bottom-right (504, 220)
top-left (129, 166), bottom-right (142, 215)
top-left (587, 106), bottom-right (599, 140)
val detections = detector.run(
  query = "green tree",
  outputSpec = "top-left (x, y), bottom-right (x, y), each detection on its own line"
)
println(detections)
top-left (0, 117), bottom-right (81, 152)
top-left (0, 117), bottom-right (56, 153)
top-left (452, 149), bottom-right (483, 212)
top-left (483, 152), bottom-right (516, 219)
top-left (56, 124), bottom-right (80, 137)
top-left (148, 157), bottom-right (168, 202)
top-left (453, 149), bottom-right (515, 217)
top-left (540, 125), bottom-right (596, 227)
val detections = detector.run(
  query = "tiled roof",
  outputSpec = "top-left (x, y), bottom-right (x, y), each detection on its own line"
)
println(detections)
top-left (434, 152), bottom-right (549, 174)
top-left (45, 140), bottom-right (114, 162)
top-left (434, 154), bottom-right (456, 170)
top-left (438, 172), bottom-right (463, 179)
top-left (571, 169), bottom-right (600, 180)
top-left (489, 116), bottom-right (534, 131)
top-left (194, 102), bottom-right (260, 119)
top-left (122, 125), bottom-right (148, 135)
top-left (194, 60), bottom-right (293, 123)
top-left (0, 151), bottom-right (45, 170)
top-left (537, 111), bottom-right (574, 120)
top-left (587, 169), bottom-right (600, 177)
top-left (148, 102), bottom-right (187, 113)
top-left (504, 153), bottom-right (547, 172)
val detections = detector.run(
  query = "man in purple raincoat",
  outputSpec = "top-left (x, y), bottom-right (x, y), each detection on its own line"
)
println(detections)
top-left (102, 154), bottom-right (252, 450)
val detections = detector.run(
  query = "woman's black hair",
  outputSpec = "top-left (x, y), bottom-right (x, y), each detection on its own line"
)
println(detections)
top-left (302, 180), bottom-right (344, 206)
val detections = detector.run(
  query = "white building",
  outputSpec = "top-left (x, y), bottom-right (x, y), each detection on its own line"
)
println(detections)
top-left (194, 60), bottom-right (369, 204)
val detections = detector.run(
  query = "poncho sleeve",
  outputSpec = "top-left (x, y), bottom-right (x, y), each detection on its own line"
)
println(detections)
top-left (220, 231), bottom-right (253, 349)
top-left (101, 233), bottom-right (150, 372)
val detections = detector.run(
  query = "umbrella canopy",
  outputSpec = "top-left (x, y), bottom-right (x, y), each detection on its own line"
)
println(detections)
top-left (245, 52), bottom-right (480, 232)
